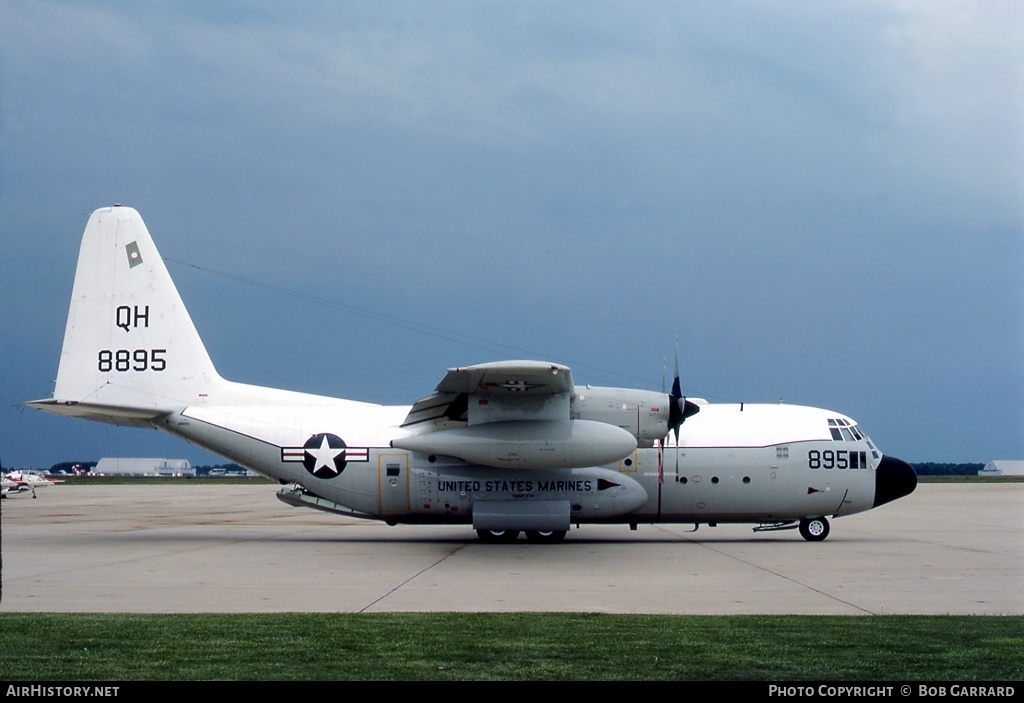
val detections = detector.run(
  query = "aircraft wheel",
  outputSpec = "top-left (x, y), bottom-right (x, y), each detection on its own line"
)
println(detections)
top-left (798, 517), bottom-right (830, 541)
top-left (525, 530), bottom-right (567, 544)
top-left (476, 529), bottom-right (520, 543)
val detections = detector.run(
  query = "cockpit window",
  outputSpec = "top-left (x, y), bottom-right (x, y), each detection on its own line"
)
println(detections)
top-left (828, 418), bottom-right (863, 442)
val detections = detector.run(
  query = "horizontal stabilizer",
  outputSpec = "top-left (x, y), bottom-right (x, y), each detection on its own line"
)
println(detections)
top-left (24, 398), bottom-right (167, 428)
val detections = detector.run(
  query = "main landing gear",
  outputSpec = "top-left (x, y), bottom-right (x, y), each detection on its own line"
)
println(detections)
top-left (798, 516), bottom-right (830, 541)
top-left (524, 530), bottom-right (567, 543)
top-left (475, 529), bottom-right (567, 543)
top-left (476, 529), bottom-right (520, 543)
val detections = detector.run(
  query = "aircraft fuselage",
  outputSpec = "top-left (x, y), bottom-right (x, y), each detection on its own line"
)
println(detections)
top-left (164, 396), bottom-right (911, 533)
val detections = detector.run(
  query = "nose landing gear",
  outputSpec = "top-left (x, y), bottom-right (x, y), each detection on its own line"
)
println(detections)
top-left (798, 517), bottom-right (830, 541)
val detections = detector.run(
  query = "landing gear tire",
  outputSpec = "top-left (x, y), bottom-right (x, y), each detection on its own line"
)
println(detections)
top-left (798, 517), bottom-right (830, 542)
top-left (524, 530), bottom-right (567, 544)
top-left (476, 529), bottom-right (520, 543)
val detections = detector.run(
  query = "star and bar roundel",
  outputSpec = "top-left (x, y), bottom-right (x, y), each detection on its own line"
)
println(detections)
top-left (281, 433), bottom-right (369, 479)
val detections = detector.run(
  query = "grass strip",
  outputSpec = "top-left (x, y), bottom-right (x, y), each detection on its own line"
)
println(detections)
top-left (0, 613), bottom-right (1020, 680)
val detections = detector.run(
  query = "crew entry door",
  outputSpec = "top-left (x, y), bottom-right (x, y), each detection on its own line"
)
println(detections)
top-left (378, 453), bottom-right (410, 515)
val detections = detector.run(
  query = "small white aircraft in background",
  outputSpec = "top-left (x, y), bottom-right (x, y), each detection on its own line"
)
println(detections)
top-left (1, 476), bottom-right (22, 498)
top-left (28, 206), bottom-right (916, 541)
top-left (2, 471), bottom-right (61, 498)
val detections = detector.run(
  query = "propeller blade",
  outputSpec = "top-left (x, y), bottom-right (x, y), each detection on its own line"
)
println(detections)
top-left (662, 356), bottom-right (667, 395)
top-left (666, 336), bottom-right (698, 443)
top-left (671, 337), bottom-right (681, 398)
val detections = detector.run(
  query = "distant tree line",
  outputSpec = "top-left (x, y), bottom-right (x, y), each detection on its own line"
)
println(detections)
top-left (911, 462), bottom-right (984, 476)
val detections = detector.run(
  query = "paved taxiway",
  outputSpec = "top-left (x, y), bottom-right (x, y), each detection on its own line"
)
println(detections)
top-left (1, 483), bottom-right (1020, 615)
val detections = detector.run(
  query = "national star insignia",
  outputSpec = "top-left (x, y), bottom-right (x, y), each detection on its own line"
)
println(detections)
top-left (306, 435), bottom-right (344, 476)
top-left (280, 433), bottom-right (369, 479)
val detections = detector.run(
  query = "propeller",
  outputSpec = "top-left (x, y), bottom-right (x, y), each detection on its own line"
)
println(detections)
top-left (661, 337), bottom-right (700, 479)
top-left (666, 337), bottom-right (699, 444)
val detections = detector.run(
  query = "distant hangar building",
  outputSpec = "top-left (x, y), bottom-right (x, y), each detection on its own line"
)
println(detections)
top-left (95, 458), bottom-right (193, 477)
top-left (978, 460), bottom-right (1024, 477)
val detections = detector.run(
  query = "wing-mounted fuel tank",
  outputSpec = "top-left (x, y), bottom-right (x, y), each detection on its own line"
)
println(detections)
top-left (392, 419), bottom-right (637, 469)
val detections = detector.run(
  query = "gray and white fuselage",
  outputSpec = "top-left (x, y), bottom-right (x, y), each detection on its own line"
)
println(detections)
top-left (169, 399), bottom-right (910, 528)
top-left (28, 207), bottom-right (916, 542)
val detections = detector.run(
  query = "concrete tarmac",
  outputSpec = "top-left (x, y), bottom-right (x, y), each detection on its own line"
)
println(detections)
top-left (1, 482), bottom-right (1020, 615)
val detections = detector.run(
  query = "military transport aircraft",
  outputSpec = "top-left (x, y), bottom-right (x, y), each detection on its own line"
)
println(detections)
top-left (28, 206), bottom-right (917, 542)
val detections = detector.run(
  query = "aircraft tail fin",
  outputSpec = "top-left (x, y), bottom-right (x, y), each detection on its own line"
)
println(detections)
top-left (28, 206), bottom-right (225, 425)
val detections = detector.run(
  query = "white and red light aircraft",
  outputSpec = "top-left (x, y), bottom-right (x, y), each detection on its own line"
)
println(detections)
top-left (28, 206), bottom-right (916, 542)
top-left (2, 471), bottom-right (61, 498)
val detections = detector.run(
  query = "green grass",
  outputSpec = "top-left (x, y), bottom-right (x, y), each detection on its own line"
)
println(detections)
top-left (0, 613), bottom-right (1020, 680)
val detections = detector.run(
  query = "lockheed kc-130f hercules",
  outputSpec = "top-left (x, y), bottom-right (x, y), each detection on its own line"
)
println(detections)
top-left (28, 206), bottom-right (917, 542)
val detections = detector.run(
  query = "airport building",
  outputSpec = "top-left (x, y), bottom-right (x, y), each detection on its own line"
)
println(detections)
top-left (94, 457), bottom-right (194, 477)
top-left (978, 460), bottom-right (1024, 476)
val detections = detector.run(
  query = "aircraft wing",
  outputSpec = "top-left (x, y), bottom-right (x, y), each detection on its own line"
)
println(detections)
top-left (433, 360), bottom-right (575, 396)
top-left (394, 361), bottom-right (637, 469)
top-left (401, 360), bottom-right (575, 429)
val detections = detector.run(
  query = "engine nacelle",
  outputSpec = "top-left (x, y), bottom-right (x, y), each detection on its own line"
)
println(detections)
top-left (571, 386), bottom-right (670, 447)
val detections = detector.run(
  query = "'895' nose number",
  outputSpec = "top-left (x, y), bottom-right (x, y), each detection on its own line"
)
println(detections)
top-left (808, 449), bottom-right (867, 470)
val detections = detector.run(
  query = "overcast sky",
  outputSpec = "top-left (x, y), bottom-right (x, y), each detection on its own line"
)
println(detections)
top-left (2, 1), bottom-right (1021, 468)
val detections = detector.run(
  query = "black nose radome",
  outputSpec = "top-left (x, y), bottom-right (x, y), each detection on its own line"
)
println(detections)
top-left (873, 455), bottom-right (917, 508)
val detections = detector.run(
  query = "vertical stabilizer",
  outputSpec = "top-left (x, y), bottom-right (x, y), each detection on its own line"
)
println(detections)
top-left (42, 206), bottom-right (223, 421)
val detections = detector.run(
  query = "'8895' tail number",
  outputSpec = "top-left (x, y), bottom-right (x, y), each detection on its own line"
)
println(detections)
top-left (98, 349), bottom-right (167, 372)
